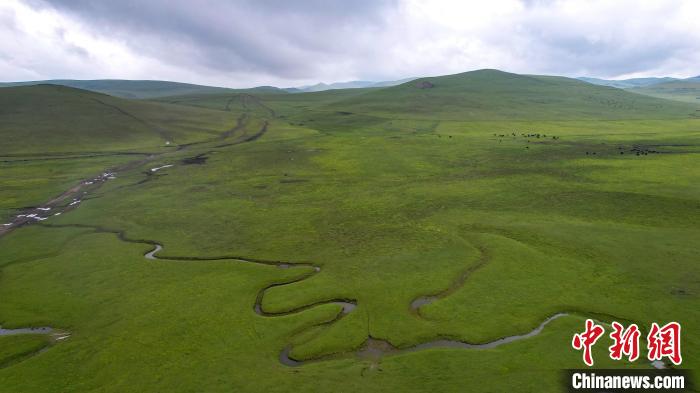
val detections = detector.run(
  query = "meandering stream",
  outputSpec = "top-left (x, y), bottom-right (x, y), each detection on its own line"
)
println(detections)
top-left (142, 241), bottom-right (576, 366)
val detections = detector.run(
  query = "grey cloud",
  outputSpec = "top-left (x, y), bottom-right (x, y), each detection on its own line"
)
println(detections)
top-left (37, 0), bottom-right (397, 79)
top-left (6, 0), bottom-right (699, 85)
top-left (482, 2), bottom-right (699, 78)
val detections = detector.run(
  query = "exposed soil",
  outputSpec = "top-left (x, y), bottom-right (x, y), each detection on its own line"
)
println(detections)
top-left (215, 121), bottom-right (269, 148)
top-left (218, 114), bottom-right (248, 140)
top-left (181, 154), bottom-right (208, 165)
top-left (225, 94), bottom-right (276, 118)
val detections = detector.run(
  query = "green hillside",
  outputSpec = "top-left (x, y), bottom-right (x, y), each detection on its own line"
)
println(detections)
top-left (319, 69), bottom-right (698, 120)
top-left (0, 85), bottom-right (240, 155)
top-left (155, 87), bottom-right (373, 116)
top-left (630, 79), bottom-right (700, 104)
top-left (150, 70), bottom-right (700, 122)
top-left (0, 79), bottom-right (286, 99)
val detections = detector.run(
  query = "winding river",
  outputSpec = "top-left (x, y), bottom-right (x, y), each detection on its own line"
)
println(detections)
top-left (141, 241), bottom-right (575, 367)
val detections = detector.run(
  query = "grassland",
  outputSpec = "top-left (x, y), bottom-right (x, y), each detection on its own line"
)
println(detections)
top-left (0, 70), bottom-right (699, 392)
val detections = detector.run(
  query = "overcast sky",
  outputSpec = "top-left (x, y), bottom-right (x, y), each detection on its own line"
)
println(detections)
top-left (1, 0), bottom-right (698, 88)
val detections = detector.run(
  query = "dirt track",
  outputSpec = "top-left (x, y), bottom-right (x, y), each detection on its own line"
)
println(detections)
top-left (0, 116), bottom-right (269, 237)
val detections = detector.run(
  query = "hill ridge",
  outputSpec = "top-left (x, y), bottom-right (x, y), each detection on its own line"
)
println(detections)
top-left (320, 69), bottom-right (698, 121)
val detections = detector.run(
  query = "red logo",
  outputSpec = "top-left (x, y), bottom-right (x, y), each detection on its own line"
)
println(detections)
top-left (609, 322), bottom-right (640, 362)
top-left (572, 320), bottom-right (682, 366)
top-left (647, 322), bottom-right (682, 365)
top-left (572, 319), bottom-right (605, 366)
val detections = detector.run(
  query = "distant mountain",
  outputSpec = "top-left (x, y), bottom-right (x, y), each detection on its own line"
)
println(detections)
top-left (629, 79), bottom-right (700, 104)
top-left (324, 69), bottom-right (698, 120)
top-left (577, 77), bottom-right (678, 89)
top-left (288, 78), bottom-right (416, 93)
top-left (0, 78), bottom-right (415, 98)
top-left (0, 79), bottom-right (287, 99)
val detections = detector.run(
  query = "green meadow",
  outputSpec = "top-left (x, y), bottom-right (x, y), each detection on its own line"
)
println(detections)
top-left (1, 70), bottom-right (698, 392)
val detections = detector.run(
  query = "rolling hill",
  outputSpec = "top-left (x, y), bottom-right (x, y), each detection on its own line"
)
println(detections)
top-left (318, 69), bottom-right (699, 120)
top-left (0, 84), bottom-right (240, 155)
top-left (0, 79), bottom-right (286, 99)
top-left (629, 79), bottom-right (700, 104)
